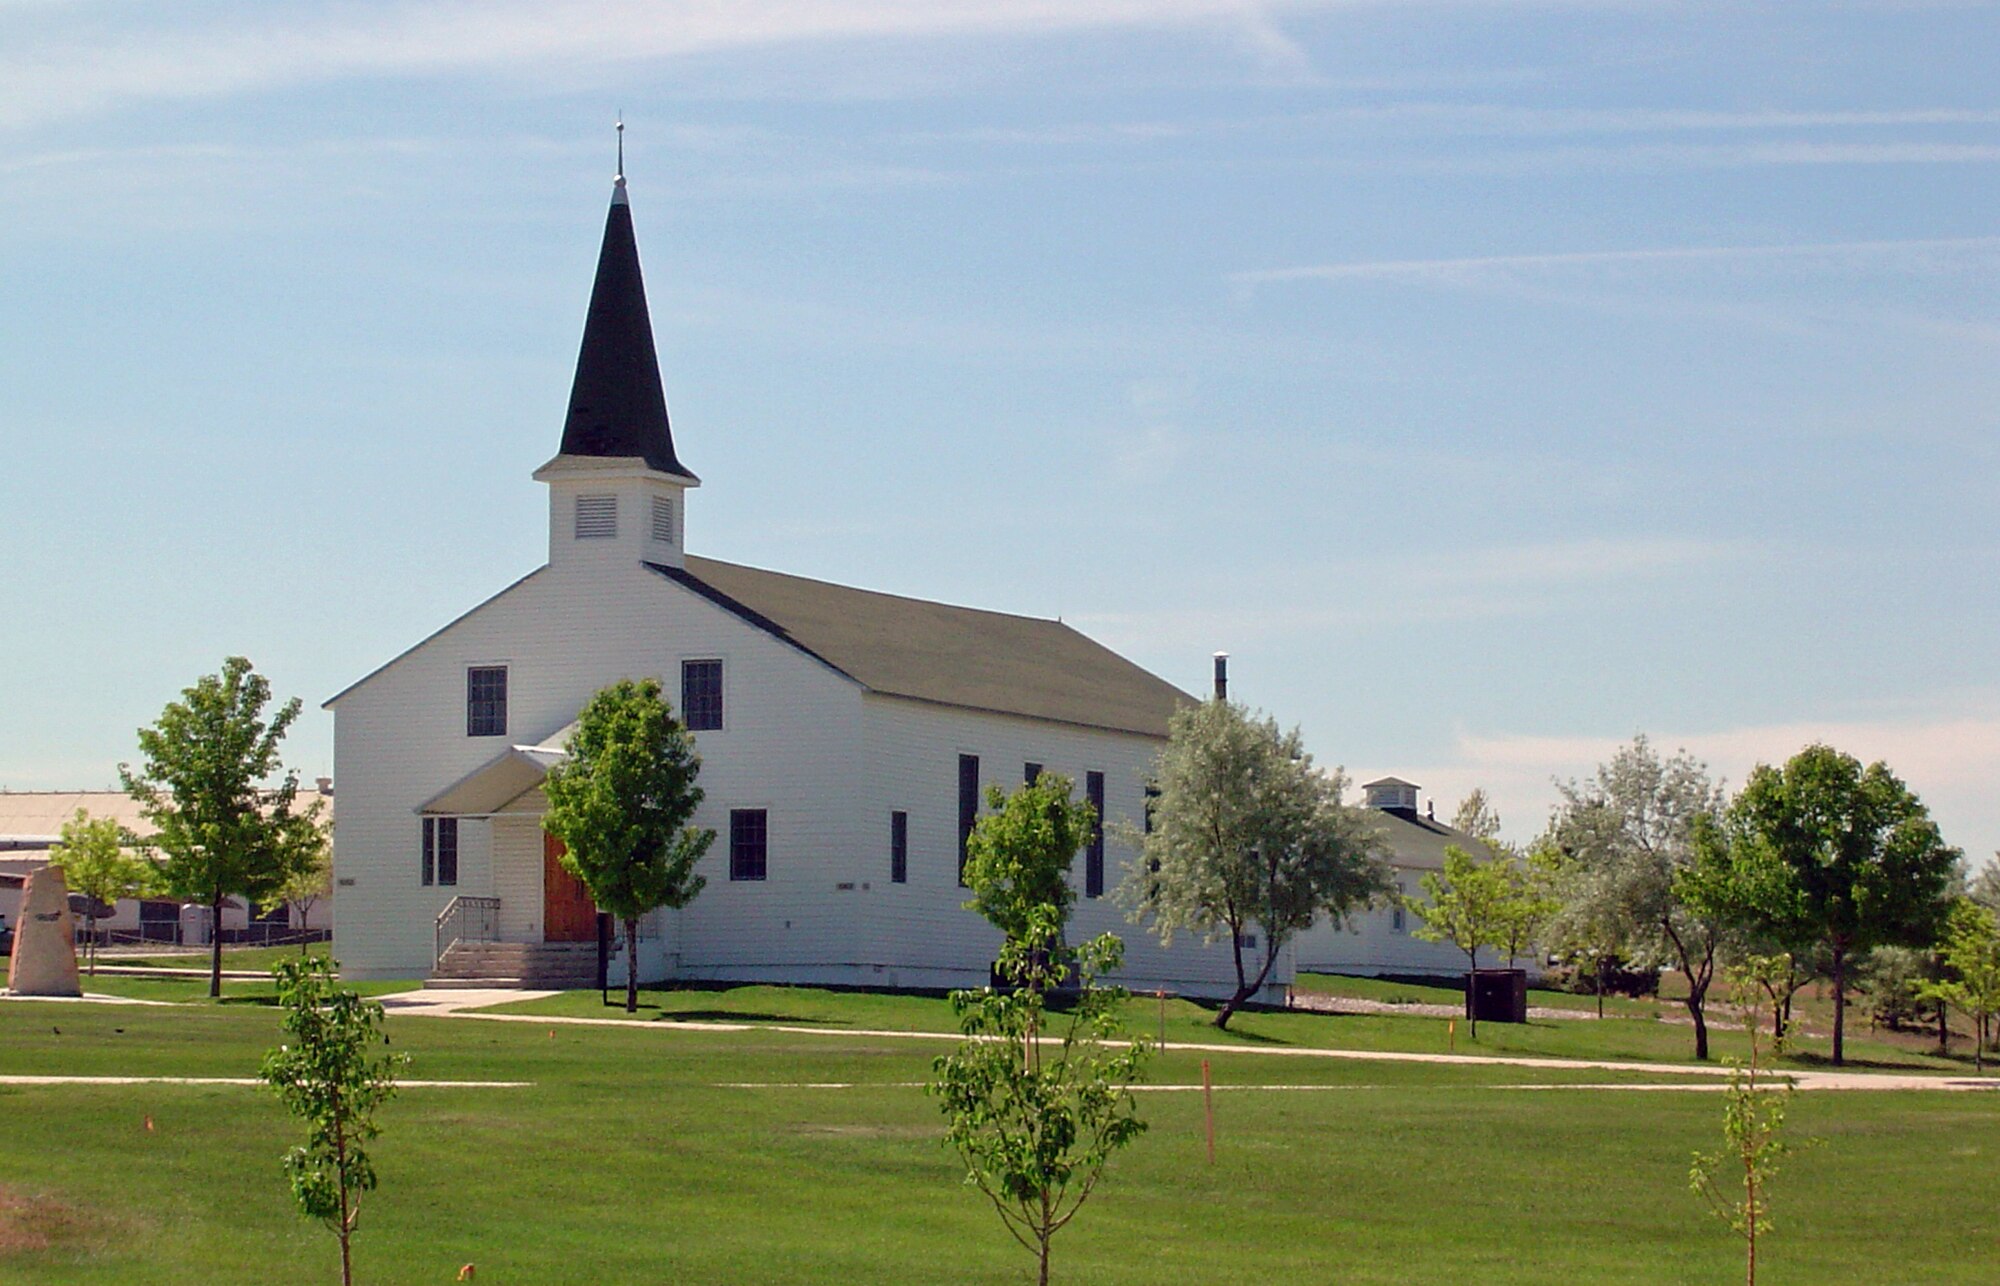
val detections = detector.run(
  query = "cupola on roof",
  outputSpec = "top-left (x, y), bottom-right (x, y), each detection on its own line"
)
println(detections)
top-left (557, 140), bottom-right (696, 481)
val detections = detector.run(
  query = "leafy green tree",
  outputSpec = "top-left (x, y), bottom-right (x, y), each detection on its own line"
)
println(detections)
top-left (1498, 847), bottom-right (1561, 970)
top-left (932, 775), bottom-right (1148, 1286)
top-left (1451, 788), bottom-right (1505, 843)
top-left (1969, 861), bottom-right (2000, 916)
top-left (263, 816), bottom-right (332, 952)
top-left (962, 772), bottom-right (1093, 948)
top-left (1412, 845), bottom-right (1514, 1036)
top-left (1690, 955), bottom-right (1806, 1286)
top-left (1723, 744), bottom-right (1959, 1065)
top-left (49, 808), bottom-right (152, 974)
top-left (1919, 899), bottom-right (2000, 1073)
top-left (542, 677), bottom-right (715, 1012)
top-left (1551, 736), bottom-right (1732, 1060)
top-left (260, 956), bottom-right (408, 1286)
top-left (119, 656), bottom-right (320, 998)
top-left (1119, 699), bottom-right (1391, 1029)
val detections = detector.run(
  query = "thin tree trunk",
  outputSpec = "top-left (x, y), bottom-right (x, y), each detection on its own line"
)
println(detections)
top-left (1688, 979), bottom-right (1710, 1062)
top-left (1830, 948), bottom-right (1848, 1066)
top-left (1465, 951), bottom-right (1479, 1040)
top-left (209, 892), bottom-right (224, 999)
top-left (85, 911), bottom-right (96, 976)
top-left (1596, 956), bottom-right (1605, 1019)
top-left (624, 918), bottom-right (640, 1013)
top-left (1216, 938), bottom-right (1278, 1030)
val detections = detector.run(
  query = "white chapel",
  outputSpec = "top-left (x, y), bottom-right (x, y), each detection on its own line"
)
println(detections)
top-left (325, 160), bottom-right (1272, 998)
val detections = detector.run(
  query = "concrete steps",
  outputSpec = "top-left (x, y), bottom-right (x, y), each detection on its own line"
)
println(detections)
top-left (428, 940), bottom-right (613, 990)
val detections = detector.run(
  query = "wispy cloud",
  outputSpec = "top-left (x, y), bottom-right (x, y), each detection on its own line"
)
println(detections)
top-left (1074, 535), bottom-right (1755, 649)
top-left (0, 0), bottom-right (1355, 130)
top-left (1406, 708), bottom-right (2000, 859)
top-left (1233, 235), bottom-right (2000, 290)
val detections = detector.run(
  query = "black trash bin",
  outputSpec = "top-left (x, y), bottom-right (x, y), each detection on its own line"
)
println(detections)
top-left (1469, 969), bottom-right (1528, 1024)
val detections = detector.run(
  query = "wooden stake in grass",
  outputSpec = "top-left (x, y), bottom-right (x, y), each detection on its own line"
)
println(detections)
top-left (260, 956), bottom-right (408, 1286)
top-left (1202, 1059), bottom-right (1215, 1165)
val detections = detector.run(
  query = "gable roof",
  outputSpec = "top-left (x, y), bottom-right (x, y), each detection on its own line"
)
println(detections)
top-left (651, 557), bottom-right (1193, 738)
top-left (1367, 808), bottom-right (1494, 872)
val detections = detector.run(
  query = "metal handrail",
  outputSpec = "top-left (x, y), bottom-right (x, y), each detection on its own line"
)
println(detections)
top-left (434, 895), bottom-right (501, 966)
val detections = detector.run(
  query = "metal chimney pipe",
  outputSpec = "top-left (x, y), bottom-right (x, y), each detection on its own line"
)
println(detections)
top-left (1212, 652), bottom-right (1229, 702)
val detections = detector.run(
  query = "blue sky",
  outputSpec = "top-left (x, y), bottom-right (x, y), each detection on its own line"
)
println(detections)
top-left (2, 1), bottom-right (1995, 864)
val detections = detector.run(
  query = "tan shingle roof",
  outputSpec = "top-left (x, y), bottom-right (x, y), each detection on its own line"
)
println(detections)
top-left (654, 557), bottom-right (1193, 738)
top-left (0, 788), bottom-right (333, 844)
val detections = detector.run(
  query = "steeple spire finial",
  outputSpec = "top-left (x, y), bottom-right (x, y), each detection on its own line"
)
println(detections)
top-left (613, 114), bottom-right (627, 204)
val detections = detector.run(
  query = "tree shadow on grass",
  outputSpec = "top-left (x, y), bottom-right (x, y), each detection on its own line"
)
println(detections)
top-left (1783, 1050), bottom-right (1955, 1073)
top-left (643, 1008), bottom-right (836, 1026)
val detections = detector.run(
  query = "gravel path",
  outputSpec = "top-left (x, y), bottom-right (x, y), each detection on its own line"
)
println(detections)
top-left (1288, 992), bottom-right (1596, 1022)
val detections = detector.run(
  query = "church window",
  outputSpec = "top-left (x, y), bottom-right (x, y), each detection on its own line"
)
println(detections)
top-left (466, 666), bottom-right (507, 737)
top-left (422, 817), bottom-right (458, 888)
top-left (575, 495), bottom-right (618, 539)
top-left (730, 809), bottom-right (768, 881)
top-left (957, 754), bottom-right (979, 887)
top-left (890, 810), bottom-right (908, 884)
top-left (682, 659), bottom-right (723, 731)
top-left (1085, 771), bottom-right (1105, 898)
top-left (651, 495), bottom-right (676, 544)
top-left (1024, 762), bottom-right (1042, 786)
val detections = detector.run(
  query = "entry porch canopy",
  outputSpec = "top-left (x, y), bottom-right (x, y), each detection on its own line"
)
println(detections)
top-left (416, 723), bottom-right (575, 817)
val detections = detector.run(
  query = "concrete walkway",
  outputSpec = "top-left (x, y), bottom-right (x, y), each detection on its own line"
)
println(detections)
top-left (377, 988), bottom-right (2000, 1094)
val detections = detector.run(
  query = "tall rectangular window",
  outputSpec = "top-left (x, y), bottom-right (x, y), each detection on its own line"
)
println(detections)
top-left (436, 817), bottom-right (458, 887)
top-left (421, 817), bottom-right (459, 887)
top-left (730, 809), bottom-right (768, 882)
top-left (957, 754), bottom-right (979, 886)
top-left (1024, 761), bottom-right (1043, 786)
top-left (682, 659), bottom-right (723, 731)
top-left (890, 811), bottom-right (908, 884)
top-left (466, 666), bottom-right (507, 737)
top-left (1085, 770), bottom-right (1106, 898)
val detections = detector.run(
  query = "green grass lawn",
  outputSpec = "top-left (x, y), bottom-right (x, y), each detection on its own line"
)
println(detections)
top-left (1, 992), bottom-right (1994, 1284)
top-left (87, 943), bottom-right (339, 971)
top-left (497, 981), bottom-right (1970, 1074)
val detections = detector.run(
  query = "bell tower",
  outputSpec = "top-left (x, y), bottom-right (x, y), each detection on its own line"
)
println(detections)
top-left (535, 124), bottom-right (698, 571)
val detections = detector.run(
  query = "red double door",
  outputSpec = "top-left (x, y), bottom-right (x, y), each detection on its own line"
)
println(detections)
top-left (542, 833), bottom-right (598, 942)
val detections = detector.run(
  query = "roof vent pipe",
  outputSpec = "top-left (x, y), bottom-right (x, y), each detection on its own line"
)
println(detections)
top-left (1213, 652), bottom-right (1229, 702)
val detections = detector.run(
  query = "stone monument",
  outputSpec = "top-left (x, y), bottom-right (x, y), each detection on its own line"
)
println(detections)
top-left (6, 865), bottom-right (82, 997)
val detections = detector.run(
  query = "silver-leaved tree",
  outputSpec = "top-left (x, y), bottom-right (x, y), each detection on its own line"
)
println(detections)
top-left (1119, 699), bottom-right (1391, 1029)
top-left (1548, 736), bottom-right (1733, 1060)
top-left (930, 774), bottom-right (1150, 1286)
top-left (541, 677), bottom-right (715, 1012)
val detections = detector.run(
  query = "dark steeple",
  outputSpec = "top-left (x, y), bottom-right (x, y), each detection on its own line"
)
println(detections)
top-left (558, 152), bottom-right (696, 480)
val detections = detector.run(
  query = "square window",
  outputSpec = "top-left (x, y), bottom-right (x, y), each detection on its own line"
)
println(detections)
top-left (682, 659), bottom-right (723, 731)
top-left (467, 666), bottom-right (507, 737)
top-left (730, 809), bottom-right (767, 881)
